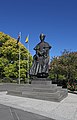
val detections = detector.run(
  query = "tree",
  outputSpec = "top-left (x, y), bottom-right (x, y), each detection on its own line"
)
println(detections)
top-left (49, 50), bottom-right (77, 86)
top-left (0, 32), bottom-right (33, 82)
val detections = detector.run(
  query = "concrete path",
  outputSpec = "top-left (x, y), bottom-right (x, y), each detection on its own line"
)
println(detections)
top-left (0, 104), bottom-right (53, 120)
top-left (0, 92), bottom-right (77, 120)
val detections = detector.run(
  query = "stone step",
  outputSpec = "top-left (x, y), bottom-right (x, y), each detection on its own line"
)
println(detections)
top-left (33, 88), bottom-right (57, 93)
top-left (31, 80), bottom-right (52, 85)
top-left (22, 90), bottom-right (60, 97)
top-left (7, 89), bottom-right (68, 102)
top-left (3, 80), bottom-right (68, 102)
top-left (8, 84), bottom-right (61, 93)
top-left (25, 89), bottom-right (67, 102)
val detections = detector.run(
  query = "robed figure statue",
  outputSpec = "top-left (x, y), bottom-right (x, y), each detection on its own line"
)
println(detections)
top-left (30, 33), bottom-right (51, 78)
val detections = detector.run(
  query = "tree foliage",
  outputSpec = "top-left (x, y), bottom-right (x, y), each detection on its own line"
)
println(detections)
top-left (0, 32), bottom-right (33, 82)
top-left (49, 50), bottom-right (77, 84)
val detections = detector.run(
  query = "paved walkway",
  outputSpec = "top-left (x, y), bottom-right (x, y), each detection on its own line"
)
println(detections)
top-left (0, 104), bottom-right (53, 120)
top-left (0, 92), bottom-right (77, 120)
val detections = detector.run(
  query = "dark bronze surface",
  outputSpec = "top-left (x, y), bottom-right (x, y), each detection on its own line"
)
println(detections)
top-left (30, 33), bottom-right (51, 78)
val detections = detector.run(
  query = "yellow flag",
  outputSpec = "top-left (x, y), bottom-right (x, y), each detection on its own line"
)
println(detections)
top-left (25, 36), bottom-right (29, 43)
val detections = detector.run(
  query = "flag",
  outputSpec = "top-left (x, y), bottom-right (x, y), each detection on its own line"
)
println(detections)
top-left (17, 34), bottom-right (20, 44)
top-left (25, 35), bottom-right (29, 43)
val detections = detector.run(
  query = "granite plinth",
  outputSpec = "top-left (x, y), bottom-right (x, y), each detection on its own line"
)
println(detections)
top-left (7, 78), bottom-right (68, 102)
top-left (31, 78), bottom-right (52, 85)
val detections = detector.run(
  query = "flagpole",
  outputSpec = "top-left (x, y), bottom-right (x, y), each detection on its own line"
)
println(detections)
top-left (19, 32), bottom-right (21, 84)
top-left (28, 38), bottom-right (29, 79)
top-left (25, 34), bottom-right (29, 80)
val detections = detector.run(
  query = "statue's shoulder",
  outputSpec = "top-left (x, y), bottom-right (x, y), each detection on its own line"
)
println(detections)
top-left (34, 42), bottom-right (40, 50)
top-left (44, 41), bottom-right (49, 45)
top-left (44, 41), bottom-right (51, 47)
top-left (43, 41), bottom-right (52, 49)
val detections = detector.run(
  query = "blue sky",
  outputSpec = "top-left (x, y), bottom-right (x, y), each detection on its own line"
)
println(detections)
top-left (0, 0), bottom-right (77, 59)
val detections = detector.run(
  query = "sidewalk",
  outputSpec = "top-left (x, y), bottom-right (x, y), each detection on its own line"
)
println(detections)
top-left (0, 104), bottom-right (53, 120)
top-left (0, 92), bottom-right (77, 120)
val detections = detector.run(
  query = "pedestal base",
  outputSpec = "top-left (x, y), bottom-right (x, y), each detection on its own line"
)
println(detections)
top-left (7, 78), bottom-right (68, 102)
top-left (31, 78), bottom-right (52, 85)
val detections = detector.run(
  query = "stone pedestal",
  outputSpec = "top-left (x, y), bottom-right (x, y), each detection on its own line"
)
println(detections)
top-left (31, 78), bottom-right (52, 85)
top-left (7, 78), bottom-right (68, 102)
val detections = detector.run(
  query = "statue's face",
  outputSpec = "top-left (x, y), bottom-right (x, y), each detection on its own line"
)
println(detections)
top-left (40, 34), bottom-right (45, 41)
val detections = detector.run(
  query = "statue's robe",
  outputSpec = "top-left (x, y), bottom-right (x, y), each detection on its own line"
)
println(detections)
top-left (30, 41), bottom-right (51, 77)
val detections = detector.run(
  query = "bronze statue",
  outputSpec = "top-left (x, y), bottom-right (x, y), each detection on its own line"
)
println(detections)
top-left (30, 33), bottom-right (51, 78)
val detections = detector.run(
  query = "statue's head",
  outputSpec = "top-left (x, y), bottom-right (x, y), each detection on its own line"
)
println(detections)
top-left (40, 33), bottom-right (45, 41)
